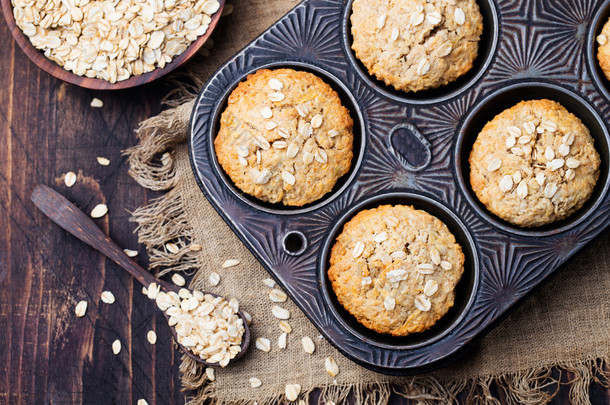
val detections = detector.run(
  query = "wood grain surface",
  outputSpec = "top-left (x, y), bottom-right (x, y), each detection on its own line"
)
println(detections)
top-left (0, 4), bottom-right (608, 405)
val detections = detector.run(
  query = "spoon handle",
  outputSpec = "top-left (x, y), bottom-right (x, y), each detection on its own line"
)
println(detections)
top-left (31, 185), bottom-right (161, 290)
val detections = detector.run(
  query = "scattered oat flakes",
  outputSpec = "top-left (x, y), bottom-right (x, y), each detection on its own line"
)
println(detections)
top-left (269, 289), bottom-right (288, 303)
top-left (90, 98), bottom-right (104, 108)
top-left (171, 273), bottom-right (186, 287)
top-left (166, 242), bottom-right (180, 254)
top-left (74, 300), bottom-right (88, 317)
top-left (301, 336), bottom-right (315, 354)
top-left (64, 171), bottom-right (77, 187)
top-left (222, 259), bottom-right (240, 269)
top-left (205, 367), bottom-right (215, 381)
top-left (147, 282), bottom-right (161, 299)
top-left (209, 272), bottom-right (220, 286)
top-left (147, 330), bottom-right (157, 345)
top-left (189, 243), bottom-right (202, 252)
top-left (278, 332), bottom-right (287, 349)
top-left (124, 249), bottom-right (138, 257)
top-left (96, 156), bottom-right (110, 166)
top-left (137, 400), bottom-right (148, 405)
top-left (90, 204), bottom-right (108, 218)
top-left (285, 384), bottom-right (301, 402)
top-left (255, 337), bottom-right (271, 352)
top-left (272, 305), bottom-right (290, 320)
top-left (101, 291), bottom-right (115, 304)
top-left (262, 278), bottom-right (276, 289)
top-left (325, 356), bottom-right (339, 377)
top-left (112, 339), bottom-right (121, 355)
top-left (249, 377), bottom-right (262, 388)
top-left (279, 320), bottom-right (292, 334)
top-left (440, 261), bottom-right (452, 270)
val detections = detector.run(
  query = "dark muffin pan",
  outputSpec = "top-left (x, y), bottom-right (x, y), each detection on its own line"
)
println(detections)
top-left (189, 0), bottom-right (610, 374)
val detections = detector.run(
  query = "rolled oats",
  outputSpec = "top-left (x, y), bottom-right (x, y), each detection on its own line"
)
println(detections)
top-left (101, 291), bottom-right (115, 304)
top-left (249, 377), bottom-right (262, 388)
top-left (325, 356), bottom-right (339, 377)
top-left (12, 0), bottom-right (222, 83)
top-left (222, 259), bottom-right (240, 268)
top-left (74, 300), bottom-right (88, 317)
top-left (90, 204), bottom-right (108, 218)
top-left (301, 336), bottom-right (315, 354)
top-left (64, 171), bottom-right (77, 187)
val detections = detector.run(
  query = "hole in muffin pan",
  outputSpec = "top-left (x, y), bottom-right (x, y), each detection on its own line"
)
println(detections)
top-left (318, 192), bottom-right (479, 350)
top-left (208, 61), bottom-right (366, 215)
top-left (587, 1), bottom-right (610, 101)
top-left (455, 82), bottom-right (610, 237)
top-left (283, 231), bottom-right (307, 256)
top-left (342, 0), bottom-right (499, 105)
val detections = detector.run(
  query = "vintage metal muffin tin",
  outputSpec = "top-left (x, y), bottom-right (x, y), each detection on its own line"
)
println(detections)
top-left (189, 0), bottom-right (610, 374)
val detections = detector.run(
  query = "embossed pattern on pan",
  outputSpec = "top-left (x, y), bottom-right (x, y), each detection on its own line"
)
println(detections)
top-left (189, 0), bottom-right (610, 374)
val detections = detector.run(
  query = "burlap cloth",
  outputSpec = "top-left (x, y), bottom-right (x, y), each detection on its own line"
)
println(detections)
top-left (126, 1), bottom-right (610, 403)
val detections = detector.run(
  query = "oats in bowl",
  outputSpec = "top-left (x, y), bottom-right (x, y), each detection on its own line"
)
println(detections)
top-left (10, 0), bottom-right (222, 83)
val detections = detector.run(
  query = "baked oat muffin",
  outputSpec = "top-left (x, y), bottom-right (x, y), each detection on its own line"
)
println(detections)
top-left (350, 0), bottom-right (483, 93)
top-left (214, 68), bottom-right (354, 206)
top-left (597, 19), bottom-right (610, 81)
top-left (328, 205), bottom-right (465, 336)
top-left (469, 99), bottom-right (601, 228)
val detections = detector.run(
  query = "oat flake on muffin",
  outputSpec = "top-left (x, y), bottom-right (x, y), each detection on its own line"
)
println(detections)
top-left (328, 204), bottom-right (465, 336)
top-left (214, 68), bottom-right (354, 206)
top-left (350, 0), bottom-right (483, 92)
top-left (597, 18), bottom-right (610, 81)
top-left (469, 99), bottom-right (600, 228)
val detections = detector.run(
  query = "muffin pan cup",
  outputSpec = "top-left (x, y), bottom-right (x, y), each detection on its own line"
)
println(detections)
top-left (189, 0), bottom-right (610, 374)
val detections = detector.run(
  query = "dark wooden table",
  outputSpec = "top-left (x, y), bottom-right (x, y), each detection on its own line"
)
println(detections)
top-left (0, 7), bottom-right (608, 405)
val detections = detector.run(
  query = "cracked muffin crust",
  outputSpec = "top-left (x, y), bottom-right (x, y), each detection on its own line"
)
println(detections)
top-left (469, 99), bottom-right (601, 228)
top-left (350, 0), bottom-right (483, 93)
top-left (597, 18), bottom-right (610, 81)
top-left (328, 205), bottom-right (465, 336)
top-left (214, 68), bottom-right (354, 206)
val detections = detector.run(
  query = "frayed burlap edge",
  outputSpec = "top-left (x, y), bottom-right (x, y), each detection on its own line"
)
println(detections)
top-left (125, 99), bottom-right (610, 405)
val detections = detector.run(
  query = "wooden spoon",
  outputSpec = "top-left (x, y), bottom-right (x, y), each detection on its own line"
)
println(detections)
top-left (30, 184), bottom-right (250, 367)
